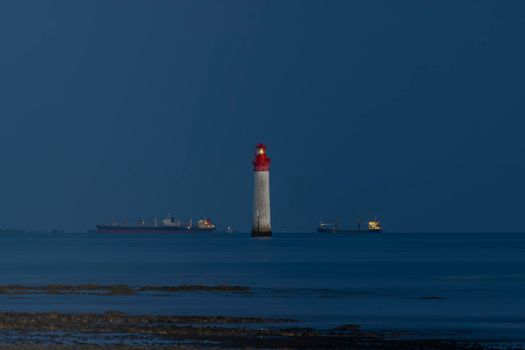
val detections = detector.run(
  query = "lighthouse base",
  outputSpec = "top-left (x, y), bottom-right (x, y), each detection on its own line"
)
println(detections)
top-left (251, 230), bottom-right (272, 238)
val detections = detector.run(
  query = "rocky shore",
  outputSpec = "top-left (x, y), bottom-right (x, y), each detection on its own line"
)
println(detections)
top-left (0, 284), bottom-right (250, 296)
top-left (0, 311), bottom-right (484, 349)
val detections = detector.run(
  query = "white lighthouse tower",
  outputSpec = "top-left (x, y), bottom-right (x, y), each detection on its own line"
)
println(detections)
top-left (252, 144), bottom-right (272, 237)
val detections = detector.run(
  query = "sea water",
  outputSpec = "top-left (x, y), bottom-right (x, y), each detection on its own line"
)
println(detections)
top-left (0, 232), bottom-right (523, 342)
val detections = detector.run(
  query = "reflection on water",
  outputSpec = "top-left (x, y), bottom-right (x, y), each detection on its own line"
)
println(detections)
top-left (0, 232), bottom-right (524, 341)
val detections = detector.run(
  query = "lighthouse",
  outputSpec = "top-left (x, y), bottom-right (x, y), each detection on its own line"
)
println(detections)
top-left (252, 144), bottom-right (272, 237)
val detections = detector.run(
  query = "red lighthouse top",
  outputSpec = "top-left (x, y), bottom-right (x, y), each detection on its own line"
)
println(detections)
top-left (253, 143), bottom-right (271, 171)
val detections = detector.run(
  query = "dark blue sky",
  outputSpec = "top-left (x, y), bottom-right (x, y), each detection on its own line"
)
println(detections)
top-left (0, 1), bottom-right (524, 232)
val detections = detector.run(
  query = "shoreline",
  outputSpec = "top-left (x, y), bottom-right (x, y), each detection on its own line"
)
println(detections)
top-left (0, 284), bottom-right (516, 348)
top-left (0, 311), bottom-right (485, 349)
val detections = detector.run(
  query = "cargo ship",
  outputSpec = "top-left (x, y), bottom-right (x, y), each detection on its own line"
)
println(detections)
top-left (96, 216), bottom-right (216, 233)
top-left (317, 219), bottom-right (383, 233)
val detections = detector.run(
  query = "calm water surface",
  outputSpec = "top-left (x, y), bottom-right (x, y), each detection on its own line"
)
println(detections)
top-left (0, 232), bottom-right (523, 342)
